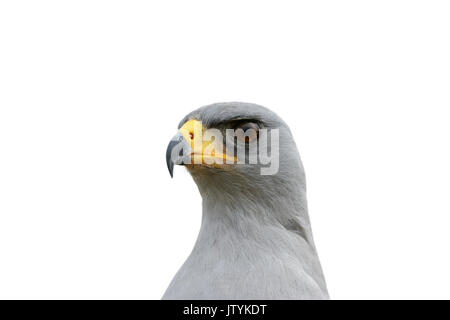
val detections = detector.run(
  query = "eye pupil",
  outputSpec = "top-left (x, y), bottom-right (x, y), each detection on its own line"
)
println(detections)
top-left (236, 122), bottom-right (259, 142)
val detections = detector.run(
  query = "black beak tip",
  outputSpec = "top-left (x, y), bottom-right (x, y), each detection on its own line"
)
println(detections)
top-left (166, 140), bottom-right (177, 178)
top-left (168, 162), bottom-right (174, 178)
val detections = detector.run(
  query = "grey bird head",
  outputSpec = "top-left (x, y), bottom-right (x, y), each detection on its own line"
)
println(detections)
top-left (166, 102), bottom-right (308, 223)
top-left (167, 102), bottom-right (304, 174)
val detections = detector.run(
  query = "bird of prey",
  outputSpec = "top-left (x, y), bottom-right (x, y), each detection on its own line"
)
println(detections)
top-left (164, 102), bottom-right (329, 299)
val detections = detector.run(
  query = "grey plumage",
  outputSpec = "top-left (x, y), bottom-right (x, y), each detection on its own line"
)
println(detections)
top-left (163, 102), bottom-right (329, 299)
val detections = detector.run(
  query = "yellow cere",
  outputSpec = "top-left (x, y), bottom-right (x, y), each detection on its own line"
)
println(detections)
top-left (178, 119), bottom-right (237, 165)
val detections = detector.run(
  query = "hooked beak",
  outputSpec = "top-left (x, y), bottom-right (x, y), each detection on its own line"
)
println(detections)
top-left (165, 119), bottom-right (237, 177)
top-left (165, 132), bottom-right (190, 178)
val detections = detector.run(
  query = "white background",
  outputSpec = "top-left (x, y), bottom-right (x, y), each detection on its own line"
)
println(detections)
top-left (0, 1), bottom-right (449, 299)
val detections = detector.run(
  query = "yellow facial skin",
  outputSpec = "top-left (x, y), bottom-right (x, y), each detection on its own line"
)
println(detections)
top-left (178, 119), bottom-right (237, 165)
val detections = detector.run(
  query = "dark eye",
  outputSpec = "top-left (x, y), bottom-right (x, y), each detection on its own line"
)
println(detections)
top-left (235, 122), bottom-right (259, 143)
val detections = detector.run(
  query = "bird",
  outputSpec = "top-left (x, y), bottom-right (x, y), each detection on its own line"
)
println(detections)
top-left (164, 102), bottom-right (329, 299)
